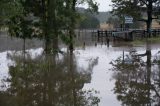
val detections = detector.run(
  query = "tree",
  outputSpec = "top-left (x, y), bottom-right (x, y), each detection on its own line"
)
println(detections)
top-left (63, 0), bottom-right (98, 52)
top-left (0, 0), bottom-right (23, 28)
top-left (106, 16), bottom-right (121, 28)
top-left (2, 0), bottom-right (98, 53)
top-left (78, 12), bottom-right (100, 29)
top-left (111, 0), bottom-right (160, 37)
top-left (6, 0), bottom-right (68, 54)
top-left (0, 46), bottom-right (100, 106)
top-left (110, 42), bottom-right (160, 105)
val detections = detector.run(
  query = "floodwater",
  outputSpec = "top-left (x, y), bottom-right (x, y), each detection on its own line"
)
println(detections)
top-left (0, 31), bottom-right (160, 106)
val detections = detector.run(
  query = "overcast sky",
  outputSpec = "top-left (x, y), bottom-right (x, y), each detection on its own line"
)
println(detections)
top-left (79, 0), bottom-right (112, 12)
top-left (97, 0), bottom-right (112, 11)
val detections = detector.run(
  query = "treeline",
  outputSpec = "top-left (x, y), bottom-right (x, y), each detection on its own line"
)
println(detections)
top-left (76, 8), bottom-right (113, 29)
top-left (0, 0), bottom-right (98, 51)
top-left (78, 14), bottom-right (99, 29)
top-left (111, 0), bottom-right (160, 37)
top-left (76, 8), bottom-right (100, 29)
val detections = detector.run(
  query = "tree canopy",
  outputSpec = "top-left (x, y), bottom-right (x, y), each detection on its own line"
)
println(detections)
top-left (78, 11), bottom-right (100, 29)
top-left (111, 0), bottom-right (160, 37)
top-left (1, 0), bottom-right (99, 49)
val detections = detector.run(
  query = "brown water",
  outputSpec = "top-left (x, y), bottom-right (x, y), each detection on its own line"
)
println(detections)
top-left (0, 32), bottom-right (160, 106)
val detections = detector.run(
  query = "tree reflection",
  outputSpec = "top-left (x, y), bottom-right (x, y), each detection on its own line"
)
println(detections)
top-left (111, 43), bottom-right (160, 105)
top-left (0, 45), bottom-right (100, 106)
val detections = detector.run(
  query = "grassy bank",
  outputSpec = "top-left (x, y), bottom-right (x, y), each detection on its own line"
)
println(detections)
top-left (131, 36), bottom-right (160, 46)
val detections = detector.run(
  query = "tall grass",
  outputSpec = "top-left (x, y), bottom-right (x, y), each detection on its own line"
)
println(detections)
top-left (131, 36), bottom-right (160, 46)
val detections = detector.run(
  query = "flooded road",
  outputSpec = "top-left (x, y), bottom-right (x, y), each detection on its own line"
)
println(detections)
top-left (0, 32), bottom-right (160, 106)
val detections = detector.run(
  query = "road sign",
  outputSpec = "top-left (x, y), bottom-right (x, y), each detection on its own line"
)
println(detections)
top-left (125, 16), bottom-right (133, 24)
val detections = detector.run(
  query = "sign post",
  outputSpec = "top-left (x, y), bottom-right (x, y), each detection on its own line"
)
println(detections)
top-left (125, 16), bottom-right (133, 24)
top-left (124, 16), bottom-right (133, 30)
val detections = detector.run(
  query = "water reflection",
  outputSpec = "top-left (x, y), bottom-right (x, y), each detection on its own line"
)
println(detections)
top-left (111, 42), bottom-right (160, 105)
top-left (0, 46), bottom-right (100, 106)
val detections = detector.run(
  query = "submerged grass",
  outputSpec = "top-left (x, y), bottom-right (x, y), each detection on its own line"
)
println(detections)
top-left (131, 36), bottom-right (160, 46)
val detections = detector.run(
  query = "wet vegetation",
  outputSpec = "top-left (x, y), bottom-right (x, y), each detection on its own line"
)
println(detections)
top-left (0, 0), bottom-right (160, 106)
top-left (111, 43), bottom-right (160, 105)
top-left (0, 1), bottom-right (101, 105)
top-left (111, 0), bottom-right (160, 37)
top-left (0, 41), bottom-right (100, 106)
top-left (131, 36), bottom-right (160, 46)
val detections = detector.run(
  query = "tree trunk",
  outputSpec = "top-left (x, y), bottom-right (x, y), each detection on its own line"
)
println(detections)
top-left (146, 1), bottom-right (153, 38)
top-left (69, 51), bottom-right (77, 106)
top-left (46, 0), bottom-right (59, 54)
top-left (146, 45), bottom-right (151, 105)
top-left (146, 18), bottom-right (152, 38)
top-left (69, 0), bottom-right (76, 52)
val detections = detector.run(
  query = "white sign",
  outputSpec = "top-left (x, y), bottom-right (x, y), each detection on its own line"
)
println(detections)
top-left (125, 16), bottom-right (133, 24)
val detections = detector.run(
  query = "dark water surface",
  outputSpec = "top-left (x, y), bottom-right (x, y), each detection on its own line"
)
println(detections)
top-left (0, 32), bottom-right (160, 106)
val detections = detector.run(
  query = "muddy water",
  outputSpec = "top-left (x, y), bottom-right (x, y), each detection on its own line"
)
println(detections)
top-left (0, 33), bottom-right (160, 106)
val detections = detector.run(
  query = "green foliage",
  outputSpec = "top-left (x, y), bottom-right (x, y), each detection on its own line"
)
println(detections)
top-left (110, 49), bottom-right (160, 105)
top-left (111, 0), bottom-right (142, 19)
top-left (8, 15), bottom-right (42, 39)
top-left (111, 0), bottom-right (160, 37)
top-left (94, 12), bottom-right (112, 24)
top-left (1, 0), bottom-right (99, 48)
top-left (0, 50), bottom-right (100, 106)
top-left (111, 0), bottom-right (160, 19)
top-left (60, 33), bottom-right (72, 45)
top-left (0, 0), bottom-right (23, 27)
top-left (106, 16), bottom-right (121, 27)
top-left (86, 0), bottom-right (99, 13)
top-left (78, 12), bottom-right (100, 29)
top-left (131, 36), bottom-right (160, 46)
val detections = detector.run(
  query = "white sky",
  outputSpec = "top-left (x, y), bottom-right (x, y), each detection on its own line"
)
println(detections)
top-left (79, 0), bottom-right (112, 12)
top-left (97, 0), bottom-right (112, 11)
